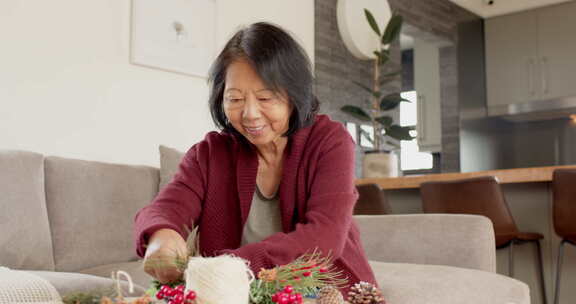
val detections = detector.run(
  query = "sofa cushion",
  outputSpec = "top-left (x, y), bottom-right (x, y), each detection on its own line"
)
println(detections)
top-left (369, 261), bottom-right (530, 304)
top-left (0, 150), bottom-right (55, 270)
top-left (27, 270), bottom-right (146, 297)
top-left (159, 145), bottom-right (185, 190)
top-left (355, 214), bottom-right (497, 272)
top-left (44, 156), bottom-right (160, 272)
top-left (79, 260), bottom-right (153, 291)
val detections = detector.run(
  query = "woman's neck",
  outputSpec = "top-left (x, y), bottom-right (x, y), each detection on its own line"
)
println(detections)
top-left (255, 136), bottom-right (288, 165)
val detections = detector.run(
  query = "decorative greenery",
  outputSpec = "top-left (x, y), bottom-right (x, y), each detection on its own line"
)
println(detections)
top-left (340, 9), bottom-right (414, 151)
top-left (62, 291), bottom-right (107, 304)
top-left (62, 287), bottom-right (152, 304)
top-left (249, 250), bottom-right (347, 304)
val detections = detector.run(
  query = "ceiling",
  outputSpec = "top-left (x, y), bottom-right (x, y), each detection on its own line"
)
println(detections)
top-left (447, 0), bottom-right (575, 18)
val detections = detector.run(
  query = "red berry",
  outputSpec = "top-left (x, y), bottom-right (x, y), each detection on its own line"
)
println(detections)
top-left (173, 294), bottom-right (184, 304)
top-left (289, 294), bottom-right (297, 302)
top-left (283, 285), bottom-right (294, 294)
top-left (278, 295), bottom-right (290, 304)
top-left (296, 293), bottom-right (303, 300)
top-left (302, 271), bottom-right (312, 277)
top-left (319, 268), bottom-right (328, 273)
top-left (167, 289), bottom-right (177, 297)
top-left (185, 290), bottom-right (197, 300)
top-left (156, 292), bottom-right (165, 300)
top-left (292, 276), bottom-right (301, 281)
top-left (271, 293), bottom-right (279, 302)
top-left (176, 285), bottom-right (186, 293)
top-left (160, 285), bottom-right (171, 293)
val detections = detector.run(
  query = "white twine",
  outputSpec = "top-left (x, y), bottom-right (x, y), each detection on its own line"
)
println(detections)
top-left (184, 255), bottom-right (254, 304)
top-left (111, 270), bottom-right (134, 300)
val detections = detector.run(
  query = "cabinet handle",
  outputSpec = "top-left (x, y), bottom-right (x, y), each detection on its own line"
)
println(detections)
top-left (527, 58), bottom-right (535, 96)
top-left (541, 56), bottom-right (549, 95)
top-left (417, 94), bottom-right (426, 143)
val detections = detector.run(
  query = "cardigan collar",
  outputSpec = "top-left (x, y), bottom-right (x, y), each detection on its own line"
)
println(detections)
top-left (235, 116), bottom-right (317, 232)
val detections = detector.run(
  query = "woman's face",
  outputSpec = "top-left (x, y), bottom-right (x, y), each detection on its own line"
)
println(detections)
top-left (223, 58), bottom-right (293, 147)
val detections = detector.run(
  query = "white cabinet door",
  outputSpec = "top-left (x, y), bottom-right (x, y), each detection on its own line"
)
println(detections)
top-left (485, 11), bottom-right (539, 109)
top-left (414, 40), bottom-right (441, 153)
top-left (537, 1), bottom-right (576, 101)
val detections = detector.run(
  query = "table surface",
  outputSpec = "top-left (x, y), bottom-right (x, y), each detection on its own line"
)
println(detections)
top-left (356, 164), bottom-right (576, 190)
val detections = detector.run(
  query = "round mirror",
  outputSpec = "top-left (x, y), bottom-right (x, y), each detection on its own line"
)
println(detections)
top-left (336, 0), bottom-right (392, 60)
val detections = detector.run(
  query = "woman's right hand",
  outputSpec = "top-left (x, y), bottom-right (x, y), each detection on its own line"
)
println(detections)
top-left (143, 228), bottom-right (188, 284)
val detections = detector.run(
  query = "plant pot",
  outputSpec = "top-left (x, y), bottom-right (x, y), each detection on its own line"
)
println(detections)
top-left (362, 150), bottom-right (399, 178)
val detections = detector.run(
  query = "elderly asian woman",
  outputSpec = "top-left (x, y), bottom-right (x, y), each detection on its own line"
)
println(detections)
top-left (133, 22), bottom-right (376, 294)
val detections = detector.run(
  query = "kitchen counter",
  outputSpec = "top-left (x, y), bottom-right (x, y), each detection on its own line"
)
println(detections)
top-left (355, 164), bottom-right (576, 304)
top-left (356, 165), bottom-right (576, 189)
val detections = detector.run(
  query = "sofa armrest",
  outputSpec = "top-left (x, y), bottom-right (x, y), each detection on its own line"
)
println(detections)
top-left (354, 214), bottom-right (496, 273)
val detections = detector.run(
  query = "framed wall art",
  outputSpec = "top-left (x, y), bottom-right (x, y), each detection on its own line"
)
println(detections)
top-left (130, 0), bottom-right (217, 78)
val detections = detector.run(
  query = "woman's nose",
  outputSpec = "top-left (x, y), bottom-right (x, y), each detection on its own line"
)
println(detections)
top-left (242, 97), bottom-right (261, 119)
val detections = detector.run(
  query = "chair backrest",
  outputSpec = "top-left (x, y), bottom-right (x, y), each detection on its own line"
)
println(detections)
top-left (355, 184), bottom-right (392, 215)
top-left (552, 169), bottom-right (576, 238)
top-left (420, 176), bottom-right (519, 239)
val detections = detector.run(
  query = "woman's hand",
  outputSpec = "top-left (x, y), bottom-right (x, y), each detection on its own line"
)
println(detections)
top-left (143, 228), bottom-right (188, 284)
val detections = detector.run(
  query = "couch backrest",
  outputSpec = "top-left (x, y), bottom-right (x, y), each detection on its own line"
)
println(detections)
top-left (0, 150), bottom-right (55, 270)
top-left (354, 214), bottom-right (497, 273)
top-left (44, 156), bottom-right (159, 272)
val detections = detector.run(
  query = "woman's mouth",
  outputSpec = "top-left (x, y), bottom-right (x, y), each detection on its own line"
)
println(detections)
top-left (244, 125), bottom-right (265, 136)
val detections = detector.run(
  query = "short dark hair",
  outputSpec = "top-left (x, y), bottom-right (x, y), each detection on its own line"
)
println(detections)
top-left (208, 22), bottom-right (319, 137)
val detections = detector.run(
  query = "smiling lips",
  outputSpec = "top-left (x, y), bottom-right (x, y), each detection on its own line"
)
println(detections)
top-left (244, 125), bottom-right (265, 136)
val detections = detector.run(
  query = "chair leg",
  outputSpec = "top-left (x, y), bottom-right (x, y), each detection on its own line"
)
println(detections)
top-left (534, 239), bottom-right (548, 304)
top-left (509, 240), bottom-right (515, 277)
top-left (554, 240), bottom-right (566, 304)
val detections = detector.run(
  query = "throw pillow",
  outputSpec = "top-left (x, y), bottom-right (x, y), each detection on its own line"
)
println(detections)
top-left (159, 145), bottom-right (185, 190)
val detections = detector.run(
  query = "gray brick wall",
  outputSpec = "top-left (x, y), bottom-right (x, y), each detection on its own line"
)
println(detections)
top-left (315, 0), bottom-right (479, 173)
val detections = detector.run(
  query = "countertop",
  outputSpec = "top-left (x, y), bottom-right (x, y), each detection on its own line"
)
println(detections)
top-left (356, 165), bottom-right (576, 190)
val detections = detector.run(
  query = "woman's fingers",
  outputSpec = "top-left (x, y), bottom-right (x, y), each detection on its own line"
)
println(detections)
top-left (143, 228), bottom-right (188, 283)
top-left (144, 253), bottom-right (184, 282)
top-left (155, 265), bottom-right (183, 284)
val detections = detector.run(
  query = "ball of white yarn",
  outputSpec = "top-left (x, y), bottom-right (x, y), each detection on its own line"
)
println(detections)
top-left (184, 255), bottom-right (253, 304)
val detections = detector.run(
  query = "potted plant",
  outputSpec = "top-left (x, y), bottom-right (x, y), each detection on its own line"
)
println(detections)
top-left (340, 9), bottom-right (414, 178)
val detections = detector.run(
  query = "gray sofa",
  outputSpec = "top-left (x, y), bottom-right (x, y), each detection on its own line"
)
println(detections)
top-left (0, 148), bottom-right (530, 303)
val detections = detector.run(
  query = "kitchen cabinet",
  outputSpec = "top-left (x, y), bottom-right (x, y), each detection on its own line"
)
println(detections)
top-left (414, 39), bottom-right (442, 153)
top-left (537, 1), bottom-right (576, 101)
top-left (484, 1), bottom-right (576, 115)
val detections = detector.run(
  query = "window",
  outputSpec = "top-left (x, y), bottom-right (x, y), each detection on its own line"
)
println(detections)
top-left (399, 91), bottom-right (433, 171)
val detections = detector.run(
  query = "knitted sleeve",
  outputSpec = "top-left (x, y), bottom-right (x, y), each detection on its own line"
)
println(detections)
top-left (217, 127), bottom-right (358, 270)
top-left (133, 144), bottom-right (206, 257)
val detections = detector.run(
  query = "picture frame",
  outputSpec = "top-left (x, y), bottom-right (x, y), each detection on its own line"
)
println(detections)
top-left (130, 0), bottom-right (217, 78)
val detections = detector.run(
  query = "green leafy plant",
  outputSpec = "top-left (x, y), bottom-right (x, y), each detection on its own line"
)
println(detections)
top-left (340, 9), bottom-right (414, 151)
top-left (249, 250), bottom-right (347, 304)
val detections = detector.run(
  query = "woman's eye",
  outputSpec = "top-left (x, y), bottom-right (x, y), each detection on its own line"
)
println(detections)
top-left (259, 98), bottom-right (271, 102)
top-left (228, 98), bottom-right (243, 102)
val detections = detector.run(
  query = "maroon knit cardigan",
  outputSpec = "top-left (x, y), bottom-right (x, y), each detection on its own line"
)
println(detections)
top-left (134, 114), bottom-right (377, 291)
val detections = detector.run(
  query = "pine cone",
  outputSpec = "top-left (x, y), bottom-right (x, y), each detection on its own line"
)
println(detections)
top-left (317, 286), bottom-right (345, 304)
top-left (347, 281), bottom-right (386, 304)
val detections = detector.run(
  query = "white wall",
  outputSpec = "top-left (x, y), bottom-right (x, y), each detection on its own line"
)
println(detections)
top-left (0, 0), bottom-right (314, 166)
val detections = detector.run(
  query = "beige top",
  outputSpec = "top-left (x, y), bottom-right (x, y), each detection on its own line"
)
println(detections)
top-left (241, 186), bottom-right (283, 245)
